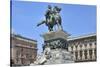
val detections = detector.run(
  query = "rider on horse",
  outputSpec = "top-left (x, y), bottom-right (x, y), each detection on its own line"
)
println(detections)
top-left (37, 5), bottom-right (62, 31)
top-left (45, 5), bottom-right (53, 25)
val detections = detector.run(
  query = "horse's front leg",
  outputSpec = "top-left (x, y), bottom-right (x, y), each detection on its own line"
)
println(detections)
top-left (48, 24), bottom-right (53, 31)
top-left (48, 27), bottom-right (51, 31)
top-left (50, 27), bottom-right (53, 31)
top-left (56, 21), bottom-right (61, 30)
top-left (60, 24), bottom-right (63, 30)
top-left (57, 20), bottom-right (63, 30)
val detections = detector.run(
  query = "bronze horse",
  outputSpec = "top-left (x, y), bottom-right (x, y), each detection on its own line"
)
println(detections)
top-left (37, 6), bottom-right (63, 31)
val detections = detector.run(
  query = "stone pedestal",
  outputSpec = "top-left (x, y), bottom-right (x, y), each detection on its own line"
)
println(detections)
top-left (42, 30), bottom-right (69, 50)
top-left (34, 30), bottom-right (74, 65)
top-left (44, 49), bottom-right (74, 64)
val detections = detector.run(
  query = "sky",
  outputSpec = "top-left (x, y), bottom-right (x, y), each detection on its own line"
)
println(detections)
top-left (11, 0), bottom-right (96, 54)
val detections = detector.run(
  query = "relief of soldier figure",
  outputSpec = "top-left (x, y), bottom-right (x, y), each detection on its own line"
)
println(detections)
top-left (37, 5), bottom-right (63, 31)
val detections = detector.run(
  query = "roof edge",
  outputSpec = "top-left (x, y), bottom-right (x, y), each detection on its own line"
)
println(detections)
top-left (68, 33), bottom-right (96, 41)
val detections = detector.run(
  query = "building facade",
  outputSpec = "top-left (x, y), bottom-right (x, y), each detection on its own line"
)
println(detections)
top-left (11, 34), bottom-right (37, 66)
top-left (68, 33), bottom-right (96, 62)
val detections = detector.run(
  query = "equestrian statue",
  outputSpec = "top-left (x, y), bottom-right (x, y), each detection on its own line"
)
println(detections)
top-left (37, 5), bottom-right (63, 31)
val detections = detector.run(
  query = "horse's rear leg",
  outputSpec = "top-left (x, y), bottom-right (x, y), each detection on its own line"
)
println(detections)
top-left (48, 25), bottom-right (53, 31)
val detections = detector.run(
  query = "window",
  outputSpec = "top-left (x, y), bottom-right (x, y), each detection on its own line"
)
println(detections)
top-left (94, 49), bottom-right (96, 59)
top-left (71, 51), bottom-right (73, 54)
top-left (16, 58), bottom-right (19, 63)
top-left (71, 46), bottom-right (73, 51)
top-left (21, 48), bottom-right (23, 51)
top-left (16, 49), bottom-right (20, 58)
top-left (89, 49), bottom-right (92, 59)
top-left (84, 50), bottom-right (87, 59)
top-left (80, 50), bottom-right (82, 59)
top-left (26, 53), bottom-right (30, 59)
top-left (30, 59), bottom-right (33, 63)
top-left (80, 45), bottom-right (82, 48)
top-left (21, 58), bottom-right (25, 64)
top-left (94, 42), bottom-right (96, 48)
top-left (89, 43), bottom-right (92, 48)
top-left (75, 51), bottom-right (78, 60)
top-left (75, 45), bottom-right (78, 50)
top-left (95, 42), bottom-right (96, 45)
top-left (84, 44), bottom-right (87, 47)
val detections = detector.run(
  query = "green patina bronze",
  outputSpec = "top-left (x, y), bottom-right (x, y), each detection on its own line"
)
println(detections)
top-left (37, 5), bottom-right (63, 31)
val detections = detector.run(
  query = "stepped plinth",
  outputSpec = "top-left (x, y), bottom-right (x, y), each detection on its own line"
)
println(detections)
top-left (34, 30), bottom-right (74, 65)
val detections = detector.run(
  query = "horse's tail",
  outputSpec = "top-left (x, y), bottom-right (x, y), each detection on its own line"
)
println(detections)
top-left (37, 20), bottom-right (46, 27)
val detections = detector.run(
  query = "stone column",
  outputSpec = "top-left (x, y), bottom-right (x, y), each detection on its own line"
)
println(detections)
top-left (82, 50), bottom-right (85, 60)
top-left (92, 49), bottom-right (95, 60)
top-left (77, 51), bottom-right (80, 60)
top-left (87, 50), bottom-right (90, 60)
top-left (68, 47), bottom-right (71, 52)
top-left (73, 51), bottom-right (76, 61)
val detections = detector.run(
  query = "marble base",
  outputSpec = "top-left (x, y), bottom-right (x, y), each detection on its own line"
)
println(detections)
top-left (33, 30), bottom-right (74, 65)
